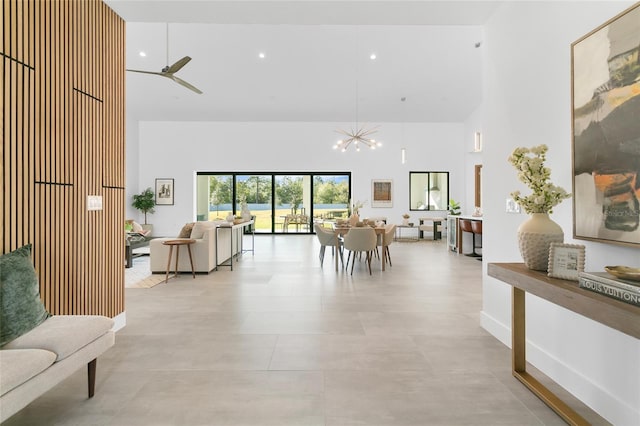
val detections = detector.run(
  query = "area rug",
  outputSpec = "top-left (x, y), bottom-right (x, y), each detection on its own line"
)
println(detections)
top-left (125, 256), bottom-right (165, 289)
top-left (126, 274), bottom-right (166, 289)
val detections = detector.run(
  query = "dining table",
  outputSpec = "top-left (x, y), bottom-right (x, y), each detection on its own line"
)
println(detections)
top-left (333, 226), bottom-right (388, 272)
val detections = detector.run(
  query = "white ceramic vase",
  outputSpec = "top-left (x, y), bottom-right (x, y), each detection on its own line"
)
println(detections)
top-left (517, 213), bottom-right (563, 271)
top-left (241, 203), bottom-right (251, 221)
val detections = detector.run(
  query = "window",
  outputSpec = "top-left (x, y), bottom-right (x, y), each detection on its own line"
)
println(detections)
top-left (409, 172), bottom-right (449, 211)
top-left (196, 172), bottom-right (350, 233)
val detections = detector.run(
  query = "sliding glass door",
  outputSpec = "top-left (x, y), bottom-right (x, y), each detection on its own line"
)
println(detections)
top-left (235, 175), bottom-right (273, 233)
top-left (196, 172), bottom-right (350, 233)
top-left (312, 175), bottom-right (350, 220)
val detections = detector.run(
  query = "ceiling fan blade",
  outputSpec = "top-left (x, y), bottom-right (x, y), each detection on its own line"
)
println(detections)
top-left (166, 56), bottom-right (192, 74)
top-left (170, 75), bottom-right (203, 94)
top-left (126, 69), bottom-right (165, 76)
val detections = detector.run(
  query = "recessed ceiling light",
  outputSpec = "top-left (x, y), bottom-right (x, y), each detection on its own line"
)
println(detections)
top-left (258, 52), bottom-right (266, 59)
top-left (138, 51), bottom-right (146, 57)
top-left (370, 53), bottom-right (377, 60)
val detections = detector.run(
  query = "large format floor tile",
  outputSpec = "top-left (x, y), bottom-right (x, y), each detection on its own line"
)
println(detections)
top-left (4, 236), bottom-right (608, 425)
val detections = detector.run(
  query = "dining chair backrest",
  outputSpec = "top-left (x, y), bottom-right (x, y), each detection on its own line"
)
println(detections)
top-left (344, 227), bottom-right (377, 252)
top-left (314, 223), bottom-right (336, 246)
top-left (383, 224), bottom-right (396, 246)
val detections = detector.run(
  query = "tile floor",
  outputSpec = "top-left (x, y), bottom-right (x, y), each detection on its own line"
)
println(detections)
top-left (5, 235), bottom-right (608, 425)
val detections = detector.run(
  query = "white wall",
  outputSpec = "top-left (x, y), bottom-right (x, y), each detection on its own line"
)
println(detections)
top-left (482, 2), bottom-right (639, 425)
top-left (134, 121), bottom-right (466, 236)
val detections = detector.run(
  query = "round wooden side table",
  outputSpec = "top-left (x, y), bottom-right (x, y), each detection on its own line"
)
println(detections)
top-left (162, 239), bottom-right (196, 283)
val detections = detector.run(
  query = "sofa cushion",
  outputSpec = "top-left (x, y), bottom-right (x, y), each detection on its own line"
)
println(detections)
top-left (0, 244), bottom-right (51, 347)
top-left (0, 349), bottom-right (56, 396)
top-left (178, 222), bottom-right (195, 238)
top-left (190, 221), bottom-right (216, 239)
top-left (4, 315), bottom-right (114, 361)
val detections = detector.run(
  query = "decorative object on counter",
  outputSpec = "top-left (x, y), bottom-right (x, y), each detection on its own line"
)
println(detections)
top-left (579, 271), bottom-right (640, 306)
top-left (240, 197), bottom-right (252, 221)
top-left (448, 199), bottom-right (461, 215)
top-left (226, 213), bottom-right (234, 223)
top-left (402, 213), bottom-right (410, 226)
top-left (547, 243), bottom-right (585, 281)
top-left (604, 265), bottom-right (640, 282)
top-left (509, 144), bottom-right (571, 271)
top-left (472, 206), bottom-right (482, 217)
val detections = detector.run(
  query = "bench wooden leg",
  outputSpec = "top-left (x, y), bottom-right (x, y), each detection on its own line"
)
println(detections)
top-left (88, 359), bottom-right (97, 398)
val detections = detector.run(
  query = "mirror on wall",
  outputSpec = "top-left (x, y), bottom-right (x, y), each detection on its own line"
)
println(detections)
top-left (409, 171), bottom-right (450, 211)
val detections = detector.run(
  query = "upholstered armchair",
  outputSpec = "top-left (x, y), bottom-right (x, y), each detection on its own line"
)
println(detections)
top-left (314, 223), bottom-right (343, 267)
top-left (343, 227), bottom-right (377, 275)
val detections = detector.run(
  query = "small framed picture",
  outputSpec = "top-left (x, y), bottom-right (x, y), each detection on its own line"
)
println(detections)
top-left (155, 178), bottom-right (174, 205)
top-left (371, 179), bottom-right (392, 208)
top-left (547, 243), bottom-right (586, 281)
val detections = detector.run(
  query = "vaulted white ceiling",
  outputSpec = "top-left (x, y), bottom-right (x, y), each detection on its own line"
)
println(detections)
top-left (106, 1), bottom-right (500, 123)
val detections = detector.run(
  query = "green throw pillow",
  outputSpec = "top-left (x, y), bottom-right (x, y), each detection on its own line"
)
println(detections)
top-left (0, 244), bottom-right (51, 346)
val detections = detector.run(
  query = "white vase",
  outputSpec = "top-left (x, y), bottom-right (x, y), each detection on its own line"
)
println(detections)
top-left (241, 203), bottom-right (251, 221)
top-left (517, 213), bottom-right (564, 271)
top-left (402, 218), bottom-right (409, 226)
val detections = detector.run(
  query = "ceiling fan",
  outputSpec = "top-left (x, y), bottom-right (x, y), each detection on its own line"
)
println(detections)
top-left (126, 24), bottom-right (203, 95)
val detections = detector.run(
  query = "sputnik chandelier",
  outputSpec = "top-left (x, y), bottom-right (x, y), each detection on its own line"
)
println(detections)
top-left (334, 125), bottom-right (381, 152)
top-left (333, 27), bottom-right (382, 153)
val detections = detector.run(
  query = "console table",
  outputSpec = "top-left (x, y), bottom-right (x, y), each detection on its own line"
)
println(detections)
top-left (215, 220), bottom-right (254, 271)
top-left (488, 263), bottom-right (639, 425)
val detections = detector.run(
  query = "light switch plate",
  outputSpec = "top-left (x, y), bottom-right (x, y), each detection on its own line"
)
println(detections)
top-left (506, 198), bottom-right (521, 214)
top-left (87, 195), bottom-right (103, 211)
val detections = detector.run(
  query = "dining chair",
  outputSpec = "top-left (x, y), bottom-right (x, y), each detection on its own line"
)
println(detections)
top-left (314, 223), bottom-right (343, 267)
top-left (343, 227), bottom-right (377, 275)
top-left (377, 224), bottom-right (396, 267)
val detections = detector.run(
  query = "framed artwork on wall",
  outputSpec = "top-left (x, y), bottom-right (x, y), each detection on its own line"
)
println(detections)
top-left (371, 179), bottom-right (392, 208)
top-left (155, 178), bottom-right (174, 205)
top-left (571, 2), bottom-right (640, 247)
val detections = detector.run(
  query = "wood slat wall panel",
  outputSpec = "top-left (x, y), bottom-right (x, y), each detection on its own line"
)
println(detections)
top-left (2, 0), bottom-right (125, 318)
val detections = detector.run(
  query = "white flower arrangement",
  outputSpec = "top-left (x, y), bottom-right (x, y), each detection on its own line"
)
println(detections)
top-left (349, 199), bottom-right (366, 215)
top-left (508, 144), bottom-right (571, 214)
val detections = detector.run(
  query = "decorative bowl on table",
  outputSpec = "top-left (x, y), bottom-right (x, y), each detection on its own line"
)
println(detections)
top-left (604, 265), bottom-right (640, 282)
top-left (408, 223), bottom-right (414, 227)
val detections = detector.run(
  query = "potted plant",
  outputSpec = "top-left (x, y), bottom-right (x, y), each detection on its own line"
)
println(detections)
top-left (132, 187), bottom-right (155, 234)
top-left (448, 199), bottom-right (461, 215)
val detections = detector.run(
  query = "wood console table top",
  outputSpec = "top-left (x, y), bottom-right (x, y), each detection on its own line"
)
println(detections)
top-left (488, 263), bottom-right (640, 339)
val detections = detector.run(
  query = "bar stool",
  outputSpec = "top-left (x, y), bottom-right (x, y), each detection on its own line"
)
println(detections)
top-left (459, 219), bottom-right (481, 258)
top-left (471, 220), bottom-right (483, 260)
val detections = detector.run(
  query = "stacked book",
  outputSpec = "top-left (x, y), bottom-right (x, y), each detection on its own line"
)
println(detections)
top-left (579, 272), bottom-right (640, 307)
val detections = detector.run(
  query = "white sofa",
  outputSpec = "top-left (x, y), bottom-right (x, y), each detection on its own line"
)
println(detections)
top-left (0, 315), bottom-right (115, 423)
top-left (149, 221), bottom-right (244, 273)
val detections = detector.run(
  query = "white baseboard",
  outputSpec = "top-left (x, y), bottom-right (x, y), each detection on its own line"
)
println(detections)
top-left (480, 310), bottom-right (510, 347)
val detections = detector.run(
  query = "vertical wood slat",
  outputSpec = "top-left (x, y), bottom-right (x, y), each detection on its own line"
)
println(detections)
top-left (2, 0), bottom-right (124, 317)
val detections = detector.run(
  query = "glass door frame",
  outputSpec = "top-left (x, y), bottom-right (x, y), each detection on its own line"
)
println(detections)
top-left (196, 172), bottom-right (351, 234)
